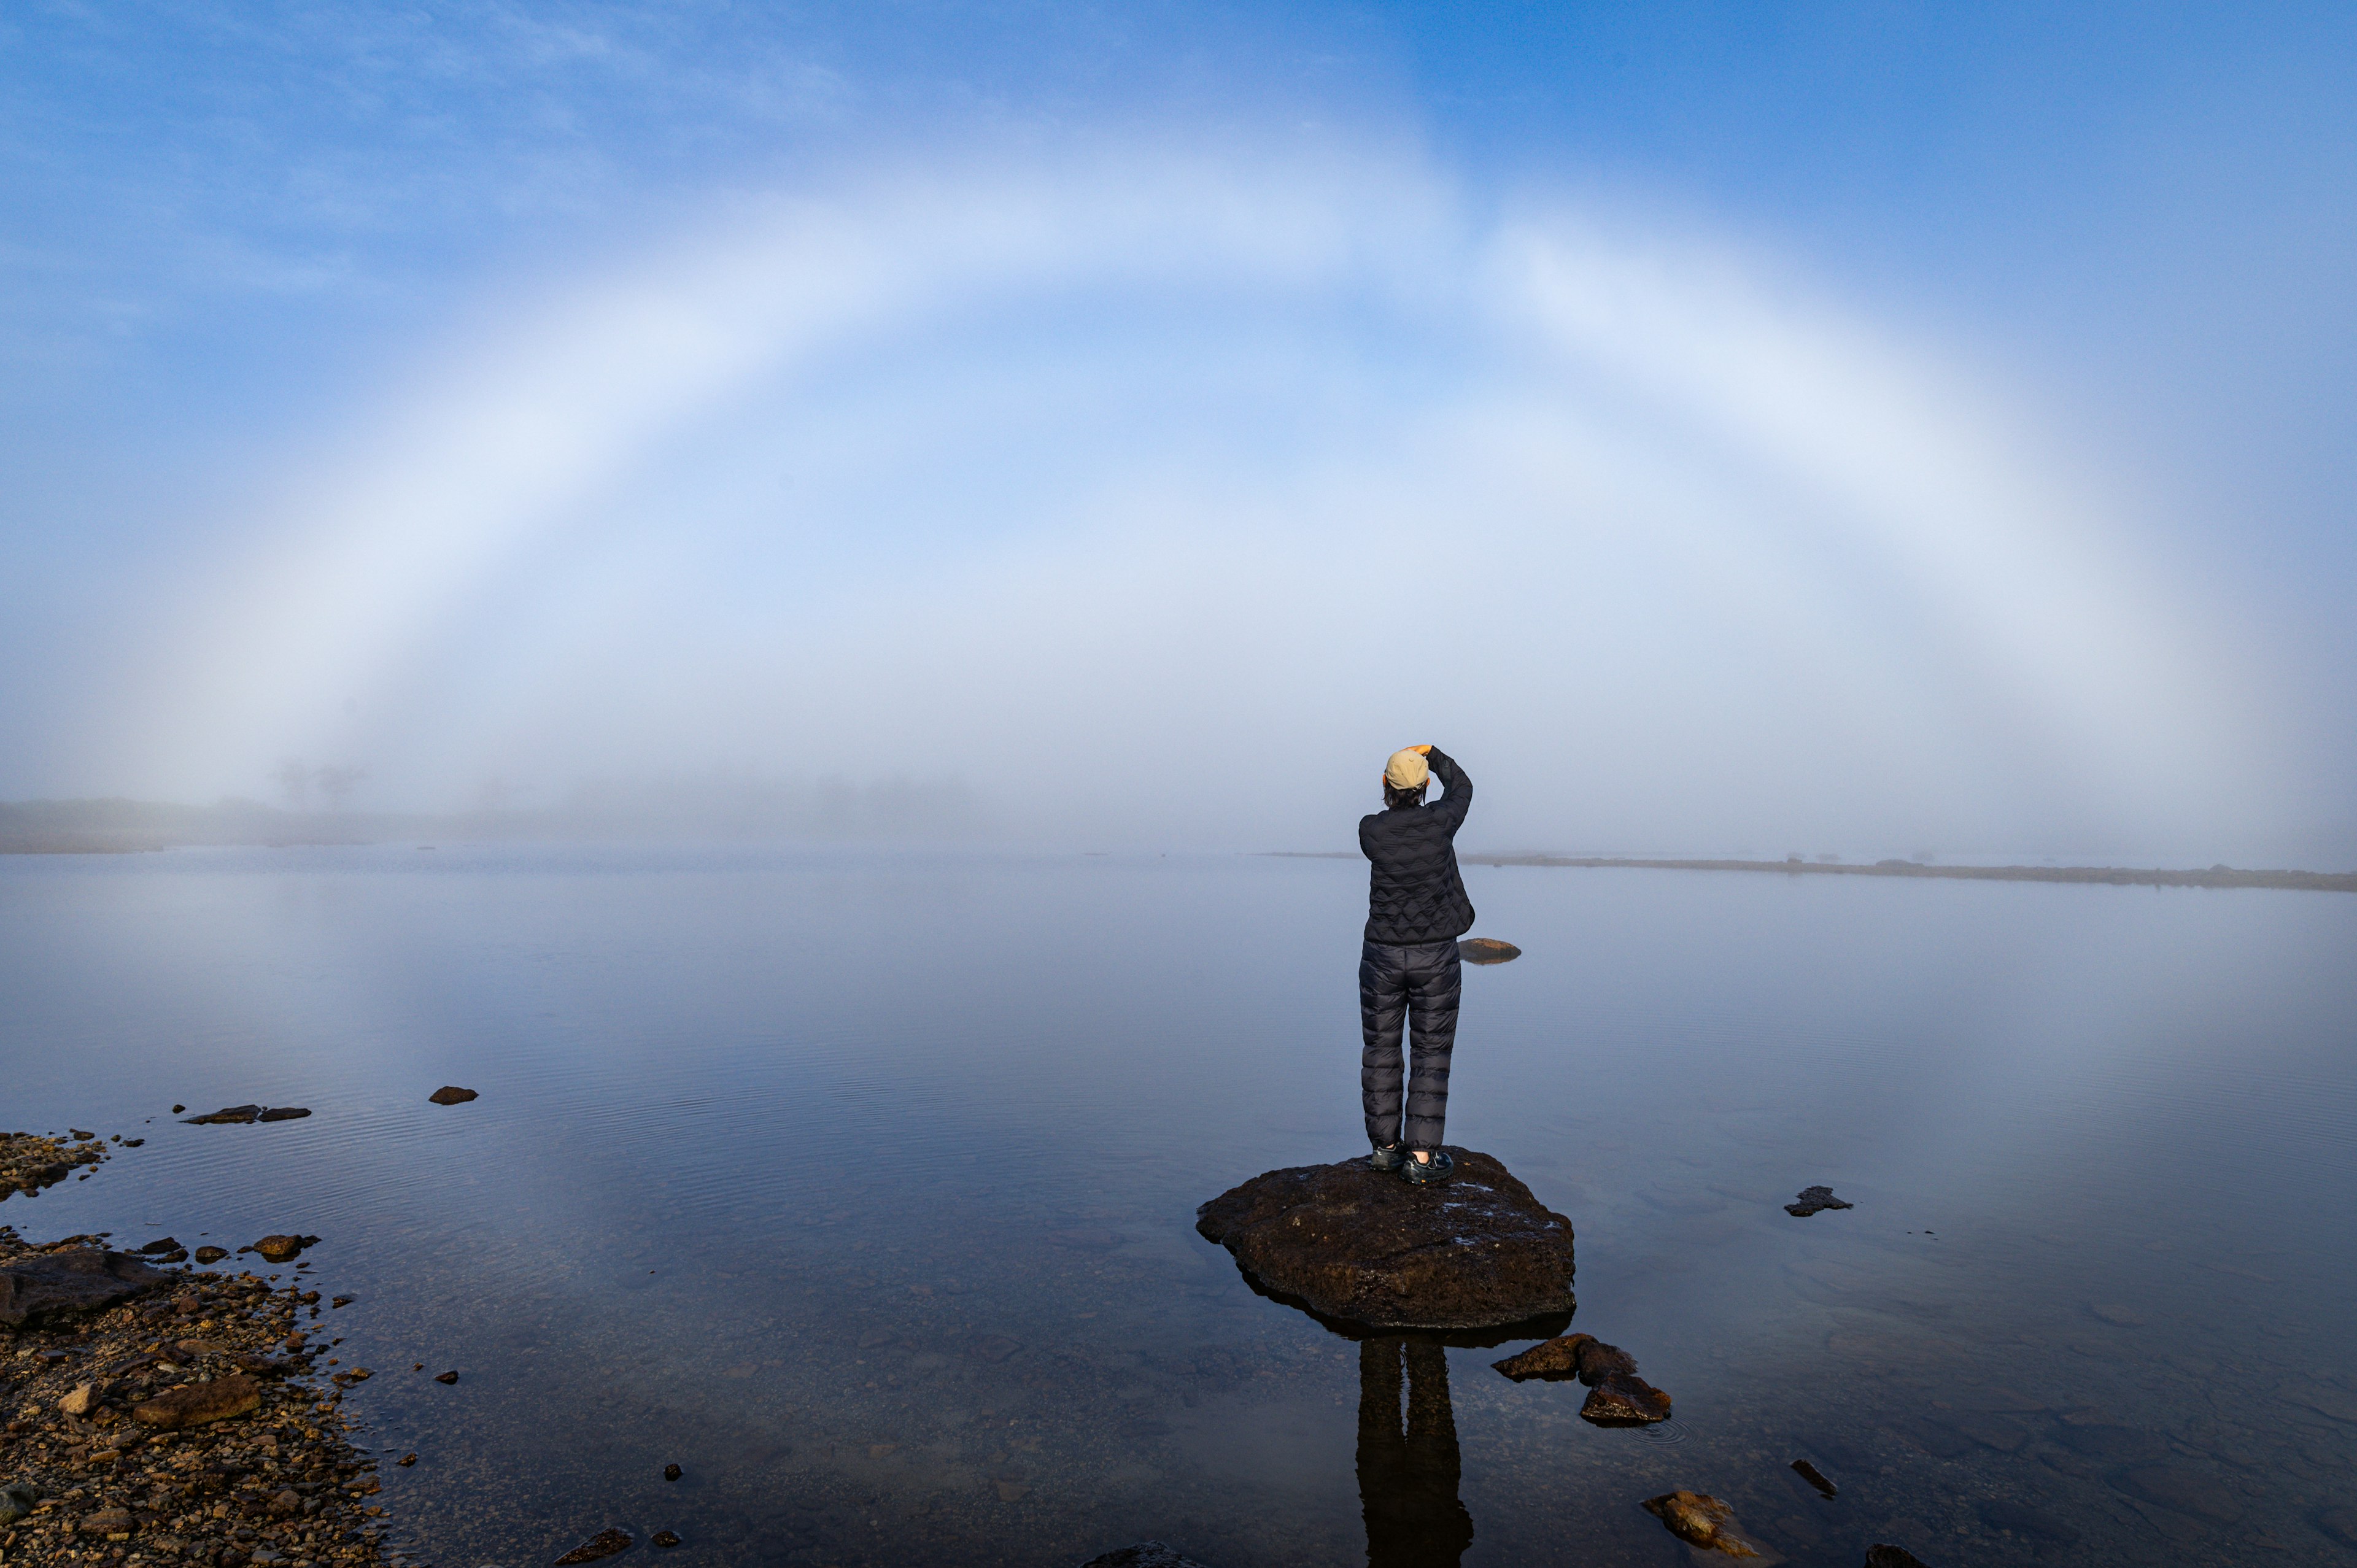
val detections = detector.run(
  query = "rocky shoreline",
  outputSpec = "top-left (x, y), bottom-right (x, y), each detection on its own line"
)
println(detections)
top-left (1, 1224), bottom-right (389, 1567)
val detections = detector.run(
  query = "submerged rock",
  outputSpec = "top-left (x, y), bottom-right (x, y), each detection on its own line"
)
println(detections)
top-left (1643, 1491), bottom-right (1762, 1556)
top-left (652, 1529), bottom-right (683, 1548)
top-left (1583, 1372), bottom-right (1673, 1424)
top-left (0, 1248), bottom-right (170, 1326)
top-left (1197, 1149), bottom-right (1574, 1330)
top-left (554, 1527), bottom-right (634, 1563)
top-left (1864, 1548), bottom-right (1930, 1568)
top-left (1791, 1459), bottom-right (1838, 1498)
top-left (1491, 1332), bottom-right (1636, 1385)
top-left (256, 1106), bottom-right (311, 1122)
top-left (183, 1105), bottom-right (261, 1124)
top-left (1458, 938), bottom-right (1521, 965)
top-left (1078, 1546), bottom-right (1217, 1568)
top-left (193, 1246), bottom-right (228, 1264)
top-left (1785, 1185), bottom-right (1853, 1217)
top-left (428, 1086), bottom-right (479, 1105)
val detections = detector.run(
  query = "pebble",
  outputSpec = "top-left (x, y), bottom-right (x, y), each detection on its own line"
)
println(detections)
top-left (652, 1528), bottom-right (683, 1547)
top-left (434, 1370), bottom-right (459, 1384)
top-left (0, 1216), bottom-right (391, 1566)
top-left (664, 1462), bottom-right (683, 1480)
top-left (1790, 1458), bottom-right (1837, 1497)
top-left (428, 1086), bottom-right (480, 1105)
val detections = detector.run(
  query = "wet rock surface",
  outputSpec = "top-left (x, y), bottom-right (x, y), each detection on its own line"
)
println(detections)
top-left (1785, 1185), bottom-right (1853, 1216)
top-left (246, 1234), bottom-right (321, 1264)
top-left (1196, 1149), bottom-right (1574, 1329)
top-left (1643, 1489), bottom-right (1763, 1556)
top-left (0, 1247), bottom-right (171, 1327)
top-left (1457, 938), bottom-right (1521, 965)
top-left (0, 1222), bottom-right (388, 1566)
top-left (1581, 1371), bottom-right (1673, 1424)
top-left (1492, 1332), bottom-right (1671, 1423)
top-left (1864, 1548), bottom-right (1929, 1567)
top-left (1790, 1458), bottom-right (1838, 1497)
top-left (428, 1086), bottom-right (479, 1105)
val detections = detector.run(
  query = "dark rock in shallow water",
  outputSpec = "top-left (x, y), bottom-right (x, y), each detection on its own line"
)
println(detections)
top-left (663, 1462), bottom-right (682, 1481)
top-left (1197, 1148), bottom-right (1574, 1330)
top-left (0, 1248), bottom-right (171, 1326)
top-left (184, 1105), bottom-right (262, 1124)
top-left (1582, 1371), bottom-right (1673, 1424)
top-left (1458, 938), bottom-right (1521, 965)
top-left (1491, 1332), bottom-right (1639, 1386)
top-left (1078, 1545), bottom-right (1216, 1568)
top-left (554, 1528), bottom-right (633, 1563)
top-left (1791, 1459), bottom-right (1838, 1498)
top-left (137, 1236), bottom-right (182, 1254)
top-left (256, 1106), bottom-right (311, 1121)
top-left (1643, 1491), bottom-right (1762, 1556)
top-left (247, 1234), bottom-right (317, 1262)
top-left (1865, 1548), bottom-right (1929, 1568)
top-left (651, 1530), bottom-right (682, 1548)
top-left (193, 1246), bottom-right (228, 1264)
top-left (1786, 1185), bottom-right (1853, 1216)
top-left (429, 1086), bottom-right (479, 1105)
top-left (1492, 1333), bottom-right (1588, 1381)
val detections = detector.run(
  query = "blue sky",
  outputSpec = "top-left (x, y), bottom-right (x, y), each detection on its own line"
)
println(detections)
top-left (4, 2), bottom-right (2354, 859)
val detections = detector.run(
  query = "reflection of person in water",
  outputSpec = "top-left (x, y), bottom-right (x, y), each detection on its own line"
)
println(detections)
top-left (1357, 1337), bottom-right (1475, 1568)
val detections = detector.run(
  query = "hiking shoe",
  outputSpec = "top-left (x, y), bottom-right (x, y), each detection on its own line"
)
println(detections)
top-left (1368, 1142), bottom-right (1405, 1172)
top-left (1403, 1149), bottom-right (1455, 1186)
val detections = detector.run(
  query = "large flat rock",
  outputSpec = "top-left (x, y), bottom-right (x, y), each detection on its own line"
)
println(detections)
top-left (1196, 1149), bottom-right (1574, 1330)
top-left (0, 1248), bottom-right (172, 1326)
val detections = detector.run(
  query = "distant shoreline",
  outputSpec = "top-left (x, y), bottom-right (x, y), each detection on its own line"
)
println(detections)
top-left (1268, 851), bottom-right (2357, 894)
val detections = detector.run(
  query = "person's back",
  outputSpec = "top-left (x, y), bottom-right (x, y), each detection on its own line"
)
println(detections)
top-left (1356, 746), bottom-right (1474, 1184)
top-left (1358, 749), bottom-right (1475, 946)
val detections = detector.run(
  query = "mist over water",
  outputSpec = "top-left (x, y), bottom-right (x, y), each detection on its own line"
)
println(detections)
top-left (0, 144), bottom-right (2315, 865)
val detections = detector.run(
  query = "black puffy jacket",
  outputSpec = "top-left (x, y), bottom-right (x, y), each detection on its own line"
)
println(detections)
top-left (1359, 747), bottom-right (1475, 944)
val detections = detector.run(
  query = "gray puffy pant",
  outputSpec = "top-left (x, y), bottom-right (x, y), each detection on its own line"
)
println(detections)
top-left (1359, 938), bottom-right (1462, 1151)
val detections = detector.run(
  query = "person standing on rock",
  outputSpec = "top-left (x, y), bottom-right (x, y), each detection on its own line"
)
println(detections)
top-left (1360, 744), bottom-right (1474, 1186)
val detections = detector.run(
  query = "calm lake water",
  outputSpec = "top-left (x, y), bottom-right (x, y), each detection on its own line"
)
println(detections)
top-left (4, 846), bottom-right (2355, 1566)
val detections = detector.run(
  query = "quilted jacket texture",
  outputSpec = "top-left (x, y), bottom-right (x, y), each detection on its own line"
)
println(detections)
top-left (1358, 747), bottom-right (1476, 944)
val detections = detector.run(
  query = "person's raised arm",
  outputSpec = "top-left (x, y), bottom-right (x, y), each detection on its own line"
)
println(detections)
top-left (1423, 746), bottom-right (1472, 833)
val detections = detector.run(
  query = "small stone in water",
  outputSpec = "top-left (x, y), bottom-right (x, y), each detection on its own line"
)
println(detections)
top-left (1865, 1548), bottom-right (1930, 1568)
top-left (1642, 1491), bottom-right (1759, 1556)
top-left (398, 1453), bottom-right (418, 1466)
top-left (1582, 1371), bottom-right (1673, 1424)
top-left (428, 1086), bottom-right (479, 1105)
top-left (1791, 1458), bottom-right (1838, 1497)
top-left (553, 1527), bottom-right (634, 1563)
top-left (257, 1106), bottom-right (311, 1121)
top-left (193, 1246), bottom-right (228, 1264)
top-left (1785, 1184), bottom-right (1853, 1216)
top-left (664, 1463), bottom-right (682, 1481)
top-left (652, 1530), bottom-right (683, 1548)
top-left (434, 1370), bottom-right (459, 1384)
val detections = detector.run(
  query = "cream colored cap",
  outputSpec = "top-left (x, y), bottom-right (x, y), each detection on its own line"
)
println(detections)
top-left (1384, 747), bottom-right (1430, 790)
